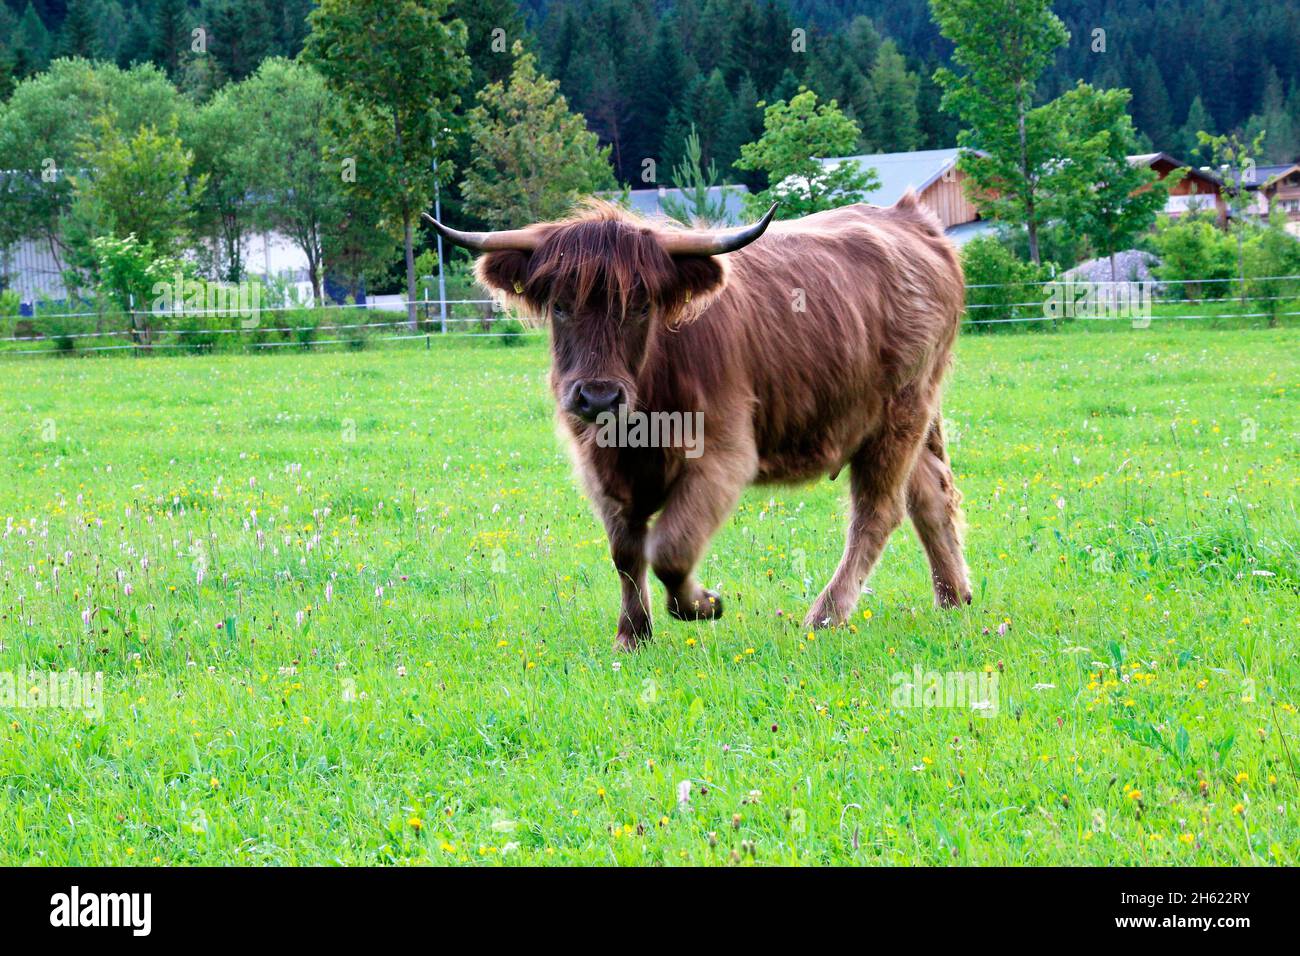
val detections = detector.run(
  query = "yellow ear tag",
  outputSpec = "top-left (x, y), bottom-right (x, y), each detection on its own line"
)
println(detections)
top-left (513, 281), bottom-right (524, 294)
top-left (684, 289), bottom-right (692, 303)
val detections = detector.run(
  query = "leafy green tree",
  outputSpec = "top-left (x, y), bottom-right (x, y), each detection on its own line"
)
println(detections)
top-left (0, 60), bottom-right (181, 273)
top-left (304, 0), bottom-right (470, 324)
top-left (1196, 129), bottom-right (1268, 304)
top-left (1065, 84), bottom-right (1181, 280)
top-left (735, 88), bottom-right (879, 219)
top-left (323, 194), bottom-right (404, 304)
top-left (661, 125), bottom-right (733, 226)
top-left (931, 0), bottom-right (1070, 264)
top-left (185, 82), bottom-right (261, 282)
top-left (461, 42), bottom-right (615, 229)
top-left (68, 115), bottom-right (204, 256)
top-left (228, 58), bottom-right (349, 301)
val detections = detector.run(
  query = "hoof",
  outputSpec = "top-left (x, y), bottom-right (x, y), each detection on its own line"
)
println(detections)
top-left (934, 581), bottom-right (973, 608)
top-left (615, 630), bottom-right (648, 652)
top-left (802, 600), bottom-right (847, 630)
top-left (668, 588), bottom-right (723, 621)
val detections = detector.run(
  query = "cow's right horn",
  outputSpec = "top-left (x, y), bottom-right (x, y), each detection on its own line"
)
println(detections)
top-left (421, 212), bottom-right (540, 252)
top-left (658, 202), bottom-right (778, 256)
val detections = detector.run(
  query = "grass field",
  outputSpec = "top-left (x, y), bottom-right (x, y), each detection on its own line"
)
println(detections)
top-left (1, 325), bottom-right (1296, 865)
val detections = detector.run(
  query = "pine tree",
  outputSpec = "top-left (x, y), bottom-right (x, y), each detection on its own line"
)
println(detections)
top-left (1132, 56), bottom-right (1173, 148)
top-left (17, 2), bottom-right (50, 72)
top-left (1175, 96), bottom-right (1213, 161)
top-left (212, 0), bottom-right (274, 83)
top-left (869, 40), bottom-right (920, 152)
top-left (461, 41), bottom-right (615, 228)
top-left (150, 0), bottom-right (188, 80)
top-left (59, 0), bottom-right (100, 60)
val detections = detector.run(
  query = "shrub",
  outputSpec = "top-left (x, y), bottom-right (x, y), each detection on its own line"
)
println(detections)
top-left (1243, 210), bottom-right (1300, 326)
top-left (961, 236), bottom-right (1051, 331)
top-left (1150, 213), bottom-right (1235, 301)
top-left (0, 290), bottom-right (21, 340)
top-left (495, 317), bottom-right (527, 346)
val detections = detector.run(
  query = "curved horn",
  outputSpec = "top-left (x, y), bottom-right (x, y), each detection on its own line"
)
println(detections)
top-left (421, 211), bottom-right (539, 252)
top-left (658, 202), bottom-right (778, 256)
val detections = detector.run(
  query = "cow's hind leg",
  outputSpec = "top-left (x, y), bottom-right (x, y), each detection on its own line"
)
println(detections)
top-left (649, 460), bottom-right (748, 622)
top-left (804, 401), bottom-right (929, 628)
top-left (907, 417), bottom-right (972, 607)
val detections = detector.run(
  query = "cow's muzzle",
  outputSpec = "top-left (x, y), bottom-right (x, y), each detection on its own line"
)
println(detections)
top-left (567, 379), bottom-right (626, 423)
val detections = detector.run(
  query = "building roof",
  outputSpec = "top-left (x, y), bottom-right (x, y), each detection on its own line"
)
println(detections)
top-left (817, 148), bottom-right (962, 205)
top-left (1255, 163), bottom-right (1300, 189)
top-left (944, 220), bottom-right (1000, 246)
top-left (1128, 152), bottom-right (1224, 187)
top-left (620, 185), bottom-right (750, 224)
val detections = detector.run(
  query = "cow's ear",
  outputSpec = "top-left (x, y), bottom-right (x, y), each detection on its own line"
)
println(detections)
top-left (475, 250), bottom-right (532, 299)
top-left (666, 255), bottom-right (729, 320)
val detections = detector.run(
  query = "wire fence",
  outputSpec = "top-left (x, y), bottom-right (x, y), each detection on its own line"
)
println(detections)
top-left (2, 272), bottom-right (1298, 356)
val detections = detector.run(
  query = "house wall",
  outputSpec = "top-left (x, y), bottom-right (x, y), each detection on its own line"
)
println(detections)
top-left (920, 172), bottom-right (980, 229)
top-left (1264, 170), bottom-right (1300, 222)
top-left (1149, 160), bottom-right (1225, 221)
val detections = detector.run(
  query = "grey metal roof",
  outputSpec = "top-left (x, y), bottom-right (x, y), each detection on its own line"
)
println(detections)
top-left (620, 185), bottom-right (750, 224)
top-left (817, 148), bottom-right (961, 206)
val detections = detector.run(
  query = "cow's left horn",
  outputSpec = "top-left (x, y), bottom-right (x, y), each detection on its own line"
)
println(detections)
top-left (421, 212), bottom-right (540, 252)
top-left (658, 202), bottom-right (778, 256)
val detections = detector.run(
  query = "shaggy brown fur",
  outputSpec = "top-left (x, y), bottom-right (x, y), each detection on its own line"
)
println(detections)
top-left (475, 193), bottom-right (971, 649)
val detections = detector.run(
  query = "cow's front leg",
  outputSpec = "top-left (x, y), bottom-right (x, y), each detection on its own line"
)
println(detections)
top-left (648, 460), bottom-right (748, 623)
top-left (602, 508), bottom-right (651, 651)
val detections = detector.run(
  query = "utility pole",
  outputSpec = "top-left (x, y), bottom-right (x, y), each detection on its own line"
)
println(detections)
top-left (432, 134), bottom-right (449, 335)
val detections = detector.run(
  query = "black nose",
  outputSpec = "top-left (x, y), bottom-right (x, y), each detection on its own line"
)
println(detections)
top-left (572, 380), bottom-right (624, 421)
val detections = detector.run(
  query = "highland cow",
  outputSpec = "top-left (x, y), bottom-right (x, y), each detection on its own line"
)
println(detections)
top-left (425, 191), bottom-right (971, 650)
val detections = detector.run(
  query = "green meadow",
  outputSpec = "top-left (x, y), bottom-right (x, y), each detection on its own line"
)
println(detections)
top-left (0, 324), bottom-right (1296, 865)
